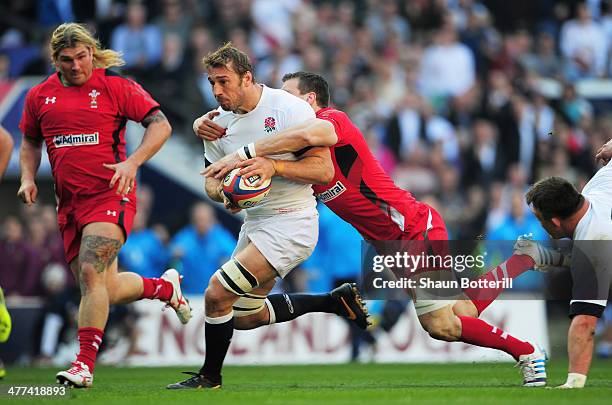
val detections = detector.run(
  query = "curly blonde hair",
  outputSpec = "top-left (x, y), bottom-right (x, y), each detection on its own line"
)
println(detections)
top-left (50, 23), bottom-right (125, 69)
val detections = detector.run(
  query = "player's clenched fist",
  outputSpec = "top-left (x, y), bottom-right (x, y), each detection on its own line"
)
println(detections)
top-left (193, 110), bottom-right (226, 141)
top-left (17, 179), bottom-right (38, 205)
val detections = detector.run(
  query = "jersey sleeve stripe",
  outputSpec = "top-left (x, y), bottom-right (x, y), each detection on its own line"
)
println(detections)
top-left (112, 118), bottom-right (128, 163)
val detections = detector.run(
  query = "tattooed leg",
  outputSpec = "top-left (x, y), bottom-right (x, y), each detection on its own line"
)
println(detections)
top-left (76, 223), bottom-right (124, 329)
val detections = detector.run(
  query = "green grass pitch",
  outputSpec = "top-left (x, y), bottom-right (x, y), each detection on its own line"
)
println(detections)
top-left (2, 360), bottom-right (611, 404)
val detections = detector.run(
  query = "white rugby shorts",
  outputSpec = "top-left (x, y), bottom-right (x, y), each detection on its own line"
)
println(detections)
top-left (233, 207), bottom-right (319, 278)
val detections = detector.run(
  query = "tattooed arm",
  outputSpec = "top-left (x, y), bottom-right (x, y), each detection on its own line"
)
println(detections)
top-left (103, 109), bottom-right (172, 195)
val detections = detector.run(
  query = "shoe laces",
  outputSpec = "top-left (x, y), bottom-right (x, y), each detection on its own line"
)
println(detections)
top-left (515, 358), bottom-right (537, 380)
top-left (179, 371), bottom-right (203, 385)
top-left (68, 361), bottom-right (87, 374)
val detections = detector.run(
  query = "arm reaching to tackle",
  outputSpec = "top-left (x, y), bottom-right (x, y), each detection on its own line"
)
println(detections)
top-left (202, 118), bottom-right (337, 180)
top-left (236, 146), bottom-right (334, 187)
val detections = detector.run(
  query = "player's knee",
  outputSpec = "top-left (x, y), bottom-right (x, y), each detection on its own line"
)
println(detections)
top-left (572, 315), bottom-right (597, 337)
top-left (77, 263), bottom-right (104, 293)
top-left (204, 277), bottom-right (233, 309)
top-left (423, 316), bottom-right (461, 342)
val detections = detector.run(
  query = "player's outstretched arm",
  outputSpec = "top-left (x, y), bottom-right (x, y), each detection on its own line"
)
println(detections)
top-left (103, 109), bottom-right (172, 196)
top-left (0, 125), bottom-right (13, 182)
top-left (254, 118), bottom-right (337, 155)
top-left (595, 138), bottom-right (612, 164)
top-left (17, 135), bottom-right (42, 205)
top-left (202, 118), bottom-right (336, 180)
top-left (237, 147), bottom-right (333, 187)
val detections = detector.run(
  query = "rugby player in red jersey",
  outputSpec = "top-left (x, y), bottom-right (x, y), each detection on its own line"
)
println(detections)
top-left (200, 71), bottom-right (549, 386)
top-left (18, 23), bottom-right (191, 387)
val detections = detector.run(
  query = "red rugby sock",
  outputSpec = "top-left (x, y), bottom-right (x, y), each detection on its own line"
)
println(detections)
top-left (458, 316), bottom-right (533, 360)
top-left (140, 277), bottom-right (173, 301)
top-left (464, 255), bottom-right (534, 314)
top-left (76, 327), bottom-right (104, 372)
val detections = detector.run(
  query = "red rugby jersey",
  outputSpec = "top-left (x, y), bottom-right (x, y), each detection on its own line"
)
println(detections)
top-left (19, 68), bottom-right (159, 204)
top-left (314, 107), bottom-right (424, 240)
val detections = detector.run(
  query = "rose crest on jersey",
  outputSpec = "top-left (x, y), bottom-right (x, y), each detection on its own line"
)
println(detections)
top-left (88, 89), bottom-right (99, 109)
top-left (264, 116), bottom-right (276, 133)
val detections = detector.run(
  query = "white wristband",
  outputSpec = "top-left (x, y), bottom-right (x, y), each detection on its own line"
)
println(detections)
top-left (236, 143), bottom-right (256, 161)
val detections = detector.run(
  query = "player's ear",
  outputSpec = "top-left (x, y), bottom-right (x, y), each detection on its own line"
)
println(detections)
top-left (551, 217), bottom-right (562, 228)
top-left (306, 92), bottom-right (316, 105)
top-left (243, 71), bottom-right (253, 87)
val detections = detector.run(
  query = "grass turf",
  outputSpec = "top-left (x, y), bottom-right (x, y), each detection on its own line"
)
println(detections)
top-left (1, 360), bottom-right (611, 404)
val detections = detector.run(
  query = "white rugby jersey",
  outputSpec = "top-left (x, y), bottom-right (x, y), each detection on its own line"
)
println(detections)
top-left (574, 160), bottom-right (612, 240)
top-left (204, 85), bottom-right (317, 217)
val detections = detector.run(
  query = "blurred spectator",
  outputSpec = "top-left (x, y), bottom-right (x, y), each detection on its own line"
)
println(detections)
top-left (153, 0), bottom-right (194, 42)
top-left (366, 0), bottom-right (410, 47)
top-left (385, 92), bottom-right (458, 164)
top-left (119, 184), bottom-right (169, 278)
top-left (302, 204), bottom-right (362, 293)
top-left (488, 191), bottom-right (547, 241)
top-left (0, 217), bottom-right (29, 296)
top-left (110, 1), bottom-right (162, 75)
top-left (33, 263), bottom-right (78, 364)
top-left (559, 82), bottom-right (593, 126)
top-left (487, 190), bottom-right (547, 290)
top-left (596, 303), bottom-right (612, 358)
top-left (37, 0), bottom-right (75, 28)
top-left (119, 209), bottom-right (169, 279)
top-left (559, 1), bottom-right (608, 79)
top-left (141, 33), bottom-right (190, 133)
top-left (250, 0), bottom-right (301, 58)
top-left (170, 203), bottom-right (235, 294)
top-left (520, 31), bottom-right (561, 78)
top-left (461, 119), bottom-right (505, 188)
top-left (418, 17), bottom-right (475, 100)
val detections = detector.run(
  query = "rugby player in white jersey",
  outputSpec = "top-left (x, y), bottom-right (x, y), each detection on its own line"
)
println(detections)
top-left (515, 140), bottom-right (612, 388)
top-left (166, 43), bottom-right (369, 390)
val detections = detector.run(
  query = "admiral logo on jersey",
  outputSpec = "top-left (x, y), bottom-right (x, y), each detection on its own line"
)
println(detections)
top-left (316, 180), bottom-right (347, 203)
top-left (53, 132), bottom-right (99, 148)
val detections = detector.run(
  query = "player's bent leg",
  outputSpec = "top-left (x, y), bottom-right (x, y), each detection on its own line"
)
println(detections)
top-left (451, 299), bottom-right (478, 318)
top-left (57, 222), bottom-right (123, 388)
top-left (105, 259), bottom-right (142, 303)
top-left (105, 263), bottom-right (192, 324)
top-left (419, 300), bottom-right (546, 387)
top-left (263, 283), bottom-right (371, 330)
top-left (417, 303), bottom-right (462, 342)
top-left (168, 243), bottom-right (278, 390)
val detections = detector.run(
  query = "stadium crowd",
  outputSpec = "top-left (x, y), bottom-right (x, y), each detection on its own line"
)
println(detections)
top-left (1, 0), bottom-right (612, 362)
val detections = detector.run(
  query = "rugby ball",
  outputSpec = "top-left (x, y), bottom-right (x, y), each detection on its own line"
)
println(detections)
top-left (222, 168), bottom-right (271, 209)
